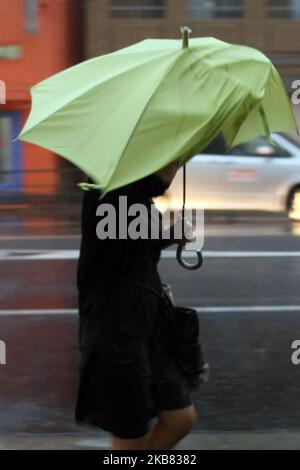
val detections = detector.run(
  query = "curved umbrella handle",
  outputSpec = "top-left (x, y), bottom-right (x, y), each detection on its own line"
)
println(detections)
top-left (176, 244), bottom-right (203, 271)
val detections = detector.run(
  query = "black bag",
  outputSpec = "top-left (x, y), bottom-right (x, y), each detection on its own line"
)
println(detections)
top-left (119, 280), bottom-right (209, 389)
top-left (161, 285), bottom-right (209, 388)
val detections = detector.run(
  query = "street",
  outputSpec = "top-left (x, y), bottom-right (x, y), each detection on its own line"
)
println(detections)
top-left (1, 210), bottom-right (300, 449)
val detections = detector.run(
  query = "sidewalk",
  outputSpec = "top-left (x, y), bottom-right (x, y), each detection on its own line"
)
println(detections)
top-left (0, 432), bottom-right (299, 450)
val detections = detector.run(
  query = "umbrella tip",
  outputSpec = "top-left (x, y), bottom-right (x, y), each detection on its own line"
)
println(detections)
top-left (181, 26), bottom-right (192, 49)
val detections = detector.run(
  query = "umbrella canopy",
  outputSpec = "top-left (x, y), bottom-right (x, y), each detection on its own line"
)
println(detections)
top-left (18, 28), bottom-right (298, 193)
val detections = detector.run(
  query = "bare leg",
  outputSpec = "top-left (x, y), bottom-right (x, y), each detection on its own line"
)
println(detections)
top-left (144, 404), bottom-right (197, 450)
top-left (109, 404), bottom-right (197, 450)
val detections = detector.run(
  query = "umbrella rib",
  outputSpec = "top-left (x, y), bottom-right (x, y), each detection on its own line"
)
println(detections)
top-left (72, 53), bottom-right (183, 190)
top-left (20, 50), bottom-right (176, 139)
top-left (104, 53), bottom-right (186, 191)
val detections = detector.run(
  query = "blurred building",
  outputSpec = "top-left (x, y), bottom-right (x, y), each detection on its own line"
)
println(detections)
top-left (2, 1), bottom-right (299, 196)
top-left (0, 0), bottom-right (83, 195)
top-left (86, 0), bottom-right (300, 88)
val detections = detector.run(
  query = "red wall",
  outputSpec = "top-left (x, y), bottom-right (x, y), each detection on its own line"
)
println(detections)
top-left (0, 0), bottom-right (83, 194)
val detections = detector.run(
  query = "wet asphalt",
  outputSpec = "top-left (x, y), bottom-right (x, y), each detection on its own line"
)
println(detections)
top-left (1, 208), bottom-right (300, 448)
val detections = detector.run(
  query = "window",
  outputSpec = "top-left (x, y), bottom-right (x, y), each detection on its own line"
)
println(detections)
top-left (202, 135), bottom-right (292, 157)
top-left (0, 116), bottom-right (11, 184)
top-left (25, 0), bottom-right (39, 34)
top-left (267, 0), bottom-right (300, 19)
top-left (110, 0), bottom-right (165, 19)
top-left (228, 136), bottom-right (291, 158)
top-left (188, 0), bottom-right (244, 19)
top-left (0, 113), bottom-right (22, 189)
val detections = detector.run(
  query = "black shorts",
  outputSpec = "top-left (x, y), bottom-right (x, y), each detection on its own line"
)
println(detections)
top-left (75, 283), bottom-right (193, 439)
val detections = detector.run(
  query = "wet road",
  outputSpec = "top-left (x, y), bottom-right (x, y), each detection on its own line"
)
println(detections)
top-left (1, 211), bottom-right (300, 436)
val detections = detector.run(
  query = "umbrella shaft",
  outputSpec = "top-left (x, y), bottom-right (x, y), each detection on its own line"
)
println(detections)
top-left (183, 163), bottom-right (186, 216)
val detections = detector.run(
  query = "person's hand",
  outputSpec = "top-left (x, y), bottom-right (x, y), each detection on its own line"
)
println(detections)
top-left (173, 215), bottom-right (196, 246)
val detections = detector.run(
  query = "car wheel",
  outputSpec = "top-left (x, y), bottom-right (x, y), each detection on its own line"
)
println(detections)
top-left (288, 188), bottom-right (300, 220)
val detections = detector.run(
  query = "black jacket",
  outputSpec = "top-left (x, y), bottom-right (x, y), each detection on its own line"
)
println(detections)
top-left (76, 174), bottom-right (170, 312)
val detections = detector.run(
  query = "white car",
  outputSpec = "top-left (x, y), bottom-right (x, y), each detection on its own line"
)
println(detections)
top-left (156, 133), bottom-right (300, 219)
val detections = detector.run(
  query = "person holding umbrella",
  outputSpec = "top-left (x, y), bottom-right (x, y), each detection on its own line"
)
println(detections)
top-left (75, 160), bottom-right (200, 450)
top-left (17, 26), bottom-right (297, 450)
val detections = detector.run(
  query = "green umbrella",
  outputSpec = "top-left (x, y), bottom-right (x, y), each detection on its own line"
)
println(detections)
top-left (18, 27), bottom-right (297, 194)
